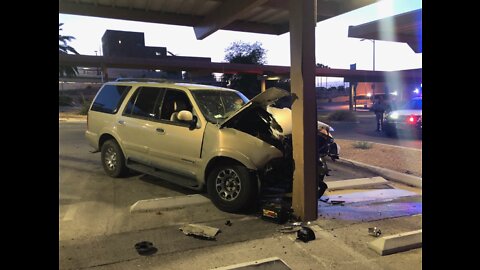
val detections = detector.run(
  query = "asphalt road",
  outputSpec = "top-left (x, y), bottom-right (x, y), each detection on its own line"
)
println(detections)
top-left (318, 110), bottom-right (422, 149)
top-left (59, 122), bottom-right (421, 270)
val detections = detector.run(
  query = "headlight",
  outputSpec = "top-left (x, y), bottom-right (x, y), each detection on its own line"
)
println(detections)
top-left (388, 112), bottom-right (399, 120)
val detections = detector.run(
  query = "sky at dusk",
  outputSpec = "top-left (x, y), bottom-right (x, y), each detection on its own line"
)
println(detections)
top-left (59, 0), bottom-right (422, 74)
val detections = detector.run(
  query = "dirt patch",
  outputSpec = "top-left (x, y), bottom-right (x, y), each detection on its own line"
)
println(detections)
top-left (336, 139), bottom-right (422, 177)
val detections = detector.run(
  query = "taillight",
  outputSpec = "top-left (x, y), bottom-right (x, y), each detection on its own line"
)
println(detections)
top-left (406, 115), bottom-right (419, 125)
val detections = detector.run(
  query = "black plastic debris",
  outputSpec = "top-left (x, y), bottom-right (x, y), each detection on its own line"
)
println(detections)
top-left (330, 200), bottom-right (345, 205)
top-left (225, 220), bottom-right (232, 226)
top-left (134, 241), bottom-right (158, 256)
top-left (368, 227), bottom-right (382, 237)
top-left (297, 226), bottom-right (316, 243)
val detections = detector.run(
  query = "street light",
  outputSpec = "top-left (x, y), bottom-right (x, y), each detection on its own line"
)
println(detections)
top-left (360, 38), bottom-right (375, 71)
top-left (361, 38), bottom-right (376, 97)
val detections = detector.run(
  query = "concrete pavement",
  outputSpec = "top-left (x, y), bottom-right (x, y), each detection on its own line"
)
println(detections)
top-left (59, 120), bottom-right (422, 270)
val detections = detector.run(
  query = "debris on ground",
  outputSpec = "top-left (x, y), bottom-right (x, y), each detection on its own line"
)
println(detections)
top-left (261, 202), bottom-right (291, 224)
top-left (225, 220), bottom-right (232, 226)
top-left (278, 226), bottom-right (299, 233)
top-left (134, 241), bottom-right (158, 256)
top-left (297, 226), bottom-right (316, 243)
top-left (330, 200), bottom-right (345, 205)
top-left (179, 224), bottom-right (220, 240)
top-left (319, 197), bottom-right (330, 203)
top-left (368, 227), bottom-right (382, 237)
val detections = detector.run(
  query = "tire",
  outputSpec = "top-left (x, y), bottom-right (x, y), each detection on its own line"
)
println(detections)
top-left (318, 181), bottom-right (328, 199)
top-left (207, 164), bottom-right (257, 213)
top-left (385, 127), bottom-right (396, 138)
top-left (101, 139), bottom-right (128, 178)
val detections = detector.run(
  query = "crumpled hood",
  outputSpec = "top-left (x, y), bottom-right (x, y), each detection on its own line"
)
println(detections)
top-left (219, 87), bottom-right (290, 128)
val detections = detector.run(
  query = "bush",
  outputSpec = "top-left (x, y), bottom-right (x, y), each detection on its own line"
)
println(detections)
top-left (78, 95), bottom-right (92, 115)
top-left (59, 95), bottom-right (73, 106)
top-left (352, 141), bottom-right (373, 149)
top-left (326, 110), bottom-right (357, 122)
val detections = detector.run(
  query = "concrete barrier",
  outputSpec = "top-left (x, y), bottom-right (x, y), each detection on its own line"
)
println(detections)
top-left (327, 176), bottom-right (388, 190)
top-left (368, 229), bottom-right (422, 255)
top-left (336, 158), bottom-right (422, 188)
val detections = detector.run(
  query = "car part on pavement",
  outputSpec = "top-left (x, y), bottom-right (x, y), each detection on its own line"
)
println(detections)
top-left (330, 200), bottom-right (345, 205)
top-left (179, 224), bottom-right (220, 240)
top-left (368, 227), bottom-right (382, 237)
top-left (261, 202), bottom-right (291, 224)
top-left (134, 241), bottom-right (157, 256)
top-left (297, 226), bottom-right (316, 242)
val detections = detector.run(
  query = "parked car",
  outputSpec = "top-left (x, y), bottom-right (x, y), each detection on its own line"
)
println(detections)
top-left (354, 93), bottom-right (395, 110)
top-left (383, 97), bottom-right (422, 138)
top-left (85, 80), bottom-right (339, 212)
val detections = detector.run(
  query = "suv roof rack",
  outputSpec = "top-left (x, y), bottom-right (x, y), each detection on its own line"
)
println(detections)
top-left (114, 78), bottom-right (174, 83)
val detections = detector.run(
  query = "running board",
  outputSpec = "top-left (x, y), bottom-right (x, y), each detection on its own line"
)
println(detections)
top-left (126, 160), bottom-right (203, 191)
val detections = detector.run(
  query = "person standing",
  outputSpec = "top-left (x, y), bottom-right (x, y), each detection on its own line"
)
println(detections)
top-left (371, 97), bottom-right (386, 132)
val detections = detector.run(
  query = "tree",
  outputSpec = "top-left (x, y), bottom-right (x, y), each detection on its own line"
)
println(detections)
top-left (222, 41), bottom-right (267, 98)
top-left (59, 23), bottom-right (80, 77)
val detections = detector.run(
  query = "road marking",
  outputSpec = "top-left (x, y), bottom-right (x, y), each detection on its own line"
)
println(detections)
top-left (130, 194), bottom-right (211, 213)
top-left (371, 142), bottom-right (422, 151)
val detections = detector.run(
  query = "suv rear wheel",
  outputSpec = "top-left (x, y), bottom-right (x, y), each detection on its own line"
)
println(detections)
top-left (207, 164), bottom-right (257, 213)
top-left (101, 139), bottom-right (128, 178)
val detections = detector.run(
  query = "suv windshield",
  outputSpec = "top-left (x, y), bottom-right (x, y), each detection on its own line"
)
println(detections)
top-left (191, 90), bottom-right (249, 123)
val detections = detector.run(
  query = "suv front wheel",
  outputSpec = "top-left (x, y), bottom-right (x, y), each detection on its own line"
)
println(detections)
top-left (101, 139), bottom-right (128, 178)
top-left (207, 164), bottom-right (257, 213)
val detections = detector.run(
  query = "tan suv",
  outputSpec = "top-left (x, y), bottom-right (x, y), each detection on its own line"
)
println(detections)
top-left (86, 80), bottom-right (338, 212)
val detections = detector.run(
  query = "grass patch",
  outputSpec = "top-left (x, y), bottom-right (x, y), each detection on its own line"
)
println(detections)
top-left (326, 110), bottom-right (357, 122)
top-left (352, 141), bottom-right (373, 149)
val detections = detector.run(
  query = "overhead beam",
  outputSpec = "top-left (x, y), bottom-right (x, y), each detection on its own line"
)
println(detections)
top-left (59, 1), bottom-right (282, 36)
top-left (59, 1), bottom-right (200, 26)
top-left (59, 54), bottom-right (421, 82)
top-left (348, 9), bottom-right (422, 52)
top-left (193, 0), bottom-right (269, 40)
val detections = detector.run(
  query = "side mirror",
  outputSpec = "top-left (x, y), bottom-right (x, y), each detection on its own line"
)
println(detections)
top-left (177, 110), bottom-right (197, 130)
top-left (177, 110), bottom-right (193, 121)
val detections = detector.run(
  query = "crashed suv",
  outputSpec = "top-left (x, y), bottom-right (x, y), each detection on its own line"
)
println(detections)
top-left (86, 80), bottom-right (339, 212)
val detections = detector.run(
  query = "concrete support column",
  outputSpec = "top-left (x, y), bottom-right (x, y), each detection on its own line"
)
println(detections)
top-left (289, 0), bottom-right (318, 221)
top-left (102, 65), bottom-right (109, 82)
top-left (261, 79), bottom-right (266, 92)
top-left (349, 83), bottom-right (354, 111)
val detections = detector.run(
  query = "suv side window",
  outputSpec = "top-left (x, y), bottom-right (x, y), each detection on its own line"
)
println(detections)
top-left (159, 89), bottom-right (193, 122)
top-left (124, 87), bottom-right (164, 119)
top-left (91, 85), bottom-right (131, 114)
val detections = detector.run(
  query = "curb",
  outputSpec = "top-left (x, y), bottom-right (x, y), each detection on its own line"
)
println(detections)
top-left (59, 118), bottom-right (87, 122)
top-left (368, 229), bottom-right (422, 256)
top-left (335, 158), bottom-right (422, 188)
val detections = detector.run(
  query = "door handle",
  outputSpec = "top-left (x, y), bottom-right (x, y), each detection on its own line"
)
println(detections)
top-left (156, 128), bottom-right (165, 134)
top-left (118, 120), bottom-right (125, 125)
